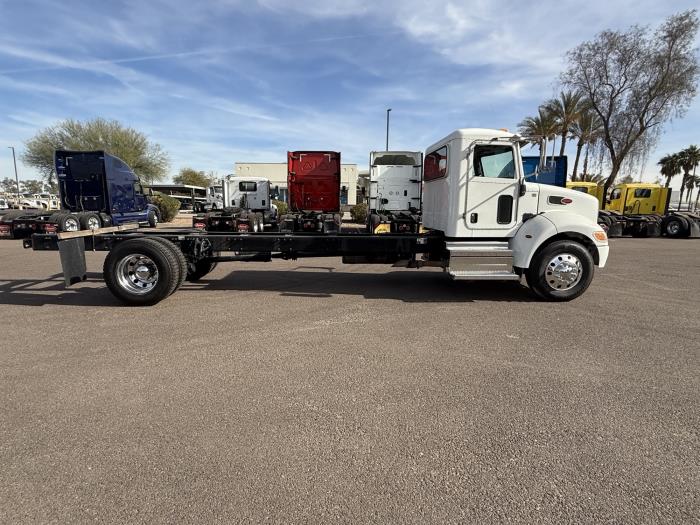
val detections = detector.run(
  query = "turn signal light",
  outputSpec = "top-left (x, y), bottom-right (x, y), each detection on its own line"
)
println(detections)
top-left (593, 231), bottom-right (608, 241)
top-left (43, 223), bottom-right (58, 233)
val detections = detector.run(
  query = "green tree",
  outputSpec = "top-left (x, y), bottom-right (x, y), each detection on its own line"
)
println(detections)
top-left (20, 179), bottom-right (44, 194)
top-left (173, 167), bottom-right (213, 187)
top-left (518, 106), bottom-right (557, 169)
top-left (678, 145), bottom-right (700, 207)
top-left (22, 118), bottom-right (169, 187)
top-left (658, 153), bottom-right (682, 187)
top-left (562, 10), bottom-right (700, 195)
top-left (545, 90), bottom-right (584, 158)
top-left (0, 177), bottom-right (18, 194)
top-left (569, 106), bottom-right (603, 181)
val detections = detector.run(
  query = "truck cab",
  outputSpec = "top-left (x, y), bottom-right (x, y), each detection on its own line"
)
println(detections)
top-left (606, 183), bottom-right (670, 215)
top-left (196, 175), bottom-right (277, 233)
top-left (55, 150), bottom-right (159, 228)
top-left (368, 151), bottom-right (422, 233)
top-left (421, 129), bottom-right (608, 296)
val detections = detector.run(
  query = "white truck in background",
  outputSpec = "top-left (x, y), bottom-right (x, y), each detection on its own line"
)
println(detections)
top-left (367, 151), bottom-right (422, 233)
top-left (194, 175), bottom-right (278, 232)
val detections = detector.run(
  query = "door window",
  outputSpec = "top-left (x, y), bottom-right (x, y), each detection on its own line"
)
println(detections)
top-left (474, 145), bottom-right (515, 179)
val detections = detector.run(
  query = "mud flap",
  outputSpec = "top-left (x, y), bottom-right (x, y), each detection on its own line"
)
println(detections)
top-left (688, 220), bottom-right (700, 238)
top-left (58, 238), bottom-right (87, 287)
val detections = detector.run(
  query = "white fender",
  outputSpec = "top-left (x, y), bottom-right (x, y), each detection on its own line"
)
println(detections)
top-left (510, 211), bottom-right (609, 269)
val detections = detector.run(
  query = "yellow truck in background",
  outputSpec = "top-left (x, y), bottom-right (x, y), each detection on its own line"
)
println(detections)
top-left (566, 182), bottom-right (700, 238)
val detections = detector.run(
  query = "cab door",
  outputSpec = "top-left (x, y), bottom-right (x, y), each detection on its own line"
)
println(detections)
top-left (465, 142), bottom-right (520, 233)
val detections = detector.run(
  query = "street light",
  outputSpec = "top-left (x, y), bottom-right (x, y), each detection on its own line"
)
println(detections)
top-left (8, 146), bottom-right (20, 205)
top-left (385, 108), bottom-right (391, 151)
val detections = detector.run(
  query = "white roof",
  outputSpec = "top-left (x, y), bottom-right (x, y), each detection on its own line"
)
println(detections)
top-left (425, 128), bottom-right (517, 152)
top-left (227, 175), bottom-right (270, 183)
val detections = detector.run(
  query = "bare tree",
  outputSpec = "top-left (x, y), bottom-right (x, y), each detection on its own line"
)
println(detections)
top-left (562, 10), bottom-right (700, 194)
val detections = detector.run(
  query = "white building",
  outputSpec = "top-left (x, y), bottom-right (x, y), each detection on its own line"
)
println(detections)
top-left (234, 162), bottom-right (359, 208)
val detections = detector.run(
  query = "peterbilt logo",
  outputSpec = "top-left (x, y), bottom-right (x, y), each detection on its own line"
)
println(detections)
top-left (547, 196), bottom-right (573, 205)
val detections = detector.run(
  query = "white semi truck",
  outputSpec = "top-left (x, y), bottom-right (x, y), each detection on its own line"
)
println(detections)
top-left (25, 128), bottom-right (609, 305)
top-left (194, 175), bottom-right (277, 232)
top-left (367, 151), bottom-right (422, 234)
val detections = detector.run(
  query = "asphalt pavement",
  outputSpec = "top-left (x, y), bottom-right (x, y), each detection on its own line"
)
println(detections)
top-left (0, 237), bottom-right (698, 523)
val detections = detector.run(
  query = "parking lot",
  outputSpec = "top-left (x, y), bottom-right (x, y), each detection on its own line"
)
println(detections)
top-left (0, 237), bottom-right (698, 522)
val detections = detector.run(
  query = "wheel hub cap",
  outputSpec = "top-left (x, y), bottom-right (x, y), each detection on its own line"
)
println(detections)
top-left (116, 254), bottom-right (159, 295)
top-left (545, 253), bottom-right (582, 291)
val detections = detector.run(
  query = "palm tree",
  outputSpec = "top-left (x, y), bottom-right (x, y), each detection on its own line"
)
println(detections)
top-left (545, 90), bottom-right (584, 159)
top-left (518, 107), bottom-right (557, 169)
top-left (685, 174), bottom-right (700, 208)
top-left (570, 107), bottom-right (603, 181)
top-left (658, 153), bottom-right (682, 188)
top-left (678, 145), bottom-right (700, 210)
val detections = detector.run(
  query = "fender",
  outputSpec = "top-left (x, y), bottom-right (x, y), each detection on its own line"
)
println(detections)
top-left (510, 211), bottom-right (609, 269)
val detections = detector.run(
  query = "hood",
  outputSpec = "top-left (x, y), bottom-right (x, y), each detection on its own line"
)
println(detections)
top-left (534, 184), bottom-right (599, 224)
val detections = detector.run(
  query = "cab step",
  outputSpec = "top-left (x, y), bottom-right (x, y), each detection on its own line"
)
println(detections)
top-left (445, 241), bottom-right (520, 281)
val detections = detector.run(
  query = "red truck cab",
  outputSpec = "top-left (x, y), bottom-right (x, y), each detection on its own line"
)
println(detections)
top-left (287, 151), bottom-right (341, 212)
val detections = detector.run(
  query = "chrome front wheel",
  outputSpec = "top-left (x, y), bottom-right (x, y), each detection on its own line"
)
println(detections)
top-left (545, 253), bottom-right (583, 291)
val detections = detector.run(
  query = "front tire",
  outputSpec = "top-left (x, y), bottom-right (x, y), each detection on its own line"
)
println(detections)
top-left (526, 240), bottom-right (594, 301)
top-left (148, 209), bottom-right (159, 228)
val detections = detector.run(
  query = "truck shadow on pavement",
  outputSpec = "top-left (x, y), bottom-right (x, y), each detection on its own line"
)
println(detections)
top-left (0, 272), bottom-right (120, 307)
top-left (196, 269), bottom-right (536, 303)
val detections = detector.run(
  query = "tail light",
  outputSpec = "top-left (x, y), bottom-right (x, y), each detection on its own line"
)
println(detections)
top-left (237, 223), bottom-right (249, 232)
top-left (0, 224), bottom-right (10, 236)
top-left (43, 223), bottom-right (58, 233)
top-left (302, 220), bottom-right (315, 230)
top-left (193, 221), bottom-right (206, 229)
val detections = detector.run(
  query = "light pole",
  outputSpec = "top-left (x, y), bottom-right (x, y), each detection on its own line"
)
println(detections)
top-left (8, 146), bottom-right (20, 205)
top-left (385, 108), bottom-right (391, 151)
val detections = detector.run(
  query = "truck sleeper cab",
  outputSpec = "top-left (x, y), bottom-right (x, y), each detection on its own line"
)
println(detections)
top-left (280, 151), bottom-right (342, 233)
top-left (368, 151), bottom-right (422, 234)
top-left (1, 151), bottom-right (160, 238)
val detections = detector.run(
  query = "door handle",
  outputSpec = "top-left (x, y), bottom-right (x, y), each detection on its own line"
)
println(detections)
top-left (470, 213), bottom-right (478, 223)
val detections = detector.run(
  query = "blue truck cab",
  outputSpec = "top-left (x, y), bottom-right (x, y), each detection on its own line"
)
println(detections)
top-left (55, 150), bottom-right (159, 227)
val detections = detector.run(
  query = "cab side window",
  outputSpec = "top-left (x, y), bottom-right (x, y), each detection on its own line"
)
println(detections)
top-left (474, 145), bottom-right (515, 179)
top-left (610, 189), bottom-right (622, 200)
top-left (424, 146), bottom-right (448, 181)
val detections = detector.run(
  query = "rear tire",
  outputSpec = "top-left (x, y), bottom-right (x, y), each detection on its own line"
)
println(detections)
top-left (103, 238), bottom-right (180, 305)
top-left (147, 237), bottom-right (188, 294)
top-left (526, 240), bottom-right (594, 301)
top-left (79, 212), bottom-right (102, 230)
top-left (663, 216), bottom-right (687, 237)
top-left (51, 213), bottom-right (80, 232)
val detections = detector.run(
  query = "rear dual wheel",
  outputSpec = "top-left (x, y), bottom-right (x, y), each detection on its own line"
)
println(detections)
top-left (103, 237), bottom-right (185, 305)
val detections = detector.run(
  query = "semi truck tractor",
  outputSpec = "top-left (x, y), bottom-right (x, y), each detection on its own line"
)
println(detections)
top-left (193, 175), bottom-right (277, 232)
top-left (280, 151), bottom-right (342, 233)
top-left (367, 151), bottom-right (422, 234)
top-left (24, 128), bottom-right (609, 305)
top-left (0, 150), bottom-right (160, 239)
top-left (566, 181), bottom-right (700, 238)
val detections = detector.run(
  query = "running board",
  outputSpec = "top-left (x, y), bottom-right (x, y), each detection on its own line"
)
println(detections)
top-left (446, 241), bottom-right (519, 281)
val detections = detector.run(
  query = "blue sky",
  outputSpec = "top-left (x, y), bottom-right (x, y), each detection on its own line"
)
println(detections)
top-left (0, 0), bottom-right (698, 187)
